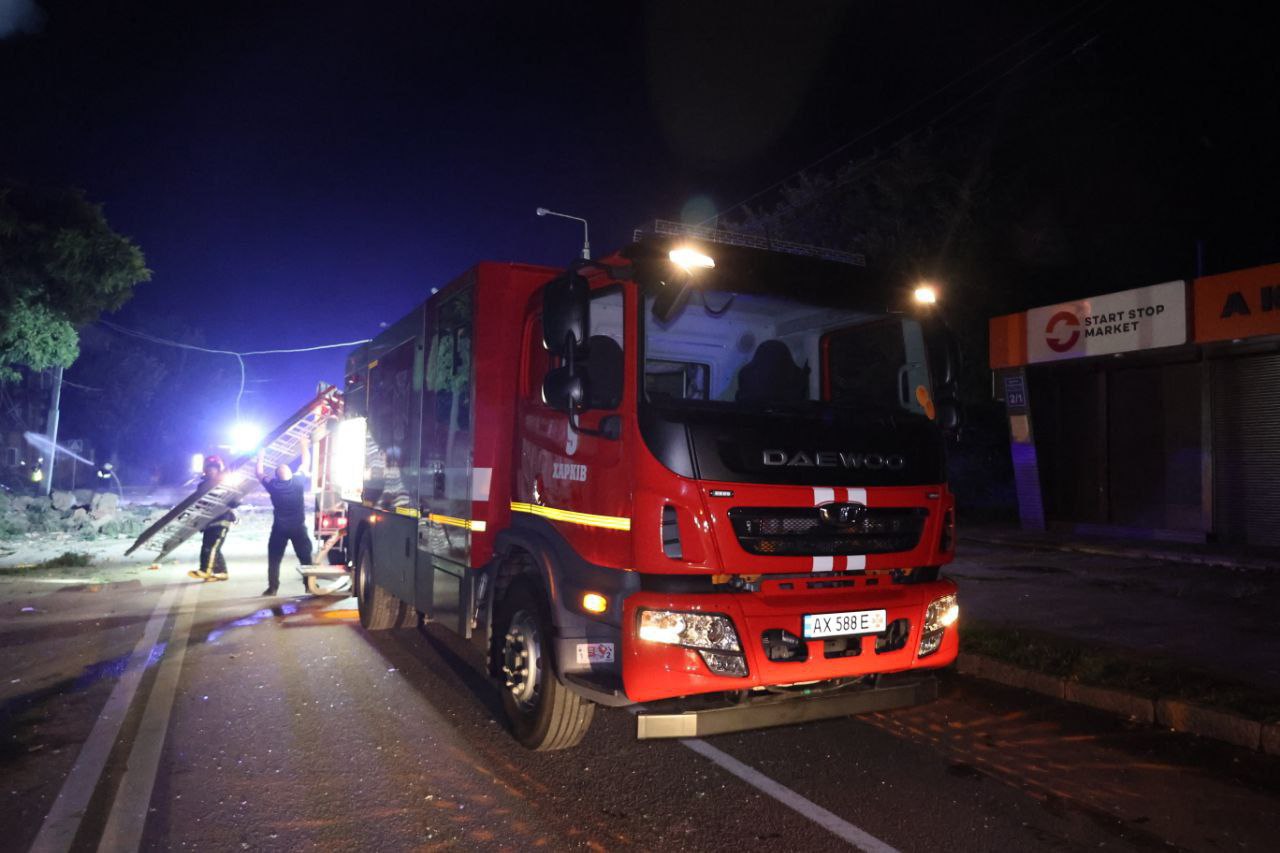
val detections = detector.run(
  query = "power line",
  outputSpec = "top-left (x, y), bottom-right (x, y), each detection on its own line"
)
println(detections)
top-left (240, 340), bottom-right (373, 355)
top-left (701, 0), bottom-right (1107, 226)
top-left (98, 319), bottom-right (369, 357)
top-left (97, 320), bottom-right (368, 420)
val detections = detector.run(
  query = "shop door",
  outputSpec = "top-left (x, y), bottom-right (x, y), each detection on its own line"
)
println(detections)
top-left (1107, 362), bottom-right (1201, 531)
top-left (1212, 353), bottom-right (1280, 548)
top-left (1029, 365), bottom-right (1105, 524)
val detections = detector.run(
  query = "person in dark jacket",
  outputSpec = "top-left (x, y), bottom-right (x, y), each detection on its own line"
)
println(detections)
top-left (257, 440), bottom-right (314, 596)
top-left (188, 455), bottom-right (237, 582)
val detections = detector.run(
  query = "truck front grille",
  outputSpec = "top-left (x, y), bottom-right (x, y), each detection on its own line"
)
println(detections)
top-left (728, 507), bottom-right (928, 556)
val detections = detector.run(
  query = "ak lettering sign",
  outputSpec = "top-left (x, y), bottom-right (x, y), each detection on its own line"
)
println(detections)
top-left (1025, 280), bottom-right (1187, 364)
top-left (1193, 262), bottom-right (1280, 344)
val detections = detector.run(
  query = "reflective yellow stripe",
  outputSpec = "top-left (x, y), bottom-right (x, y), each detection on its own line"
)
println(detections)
top-left (428, 513), bottom-right (487, 532)
top-left (510, 501), bottom-right (631, 531)
top-left (394, 506), bottom-right (420, 518)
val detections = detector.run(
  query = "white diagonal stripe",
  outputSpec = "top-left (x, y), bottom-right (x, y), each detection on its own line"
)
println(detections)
top-left (680, 738), bottom-right (901, 853)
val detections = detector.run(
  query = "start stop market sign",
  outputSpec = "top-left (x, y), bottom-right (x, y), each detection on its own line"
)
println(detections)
top-left (1025, 280), bottom-right (1187, 364)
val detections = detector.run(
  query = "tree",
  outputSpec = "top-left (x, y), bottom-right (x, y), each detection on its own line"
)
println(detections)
top-left (0, 183), bottom-right (150, 381)
top-left (58, 327), bottom-right (168, 464)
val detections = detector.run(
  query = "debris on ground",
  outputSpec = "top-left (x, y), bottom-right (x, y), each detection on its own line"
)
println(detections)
top-left (0, 490), bottom-right (163, 541)
top-left (33, 551), bottom-right (95, 569)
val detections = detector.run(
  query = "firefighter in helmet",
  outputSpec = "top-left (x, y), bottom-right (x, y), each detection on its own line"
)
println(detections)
top-left (188, 455), bottom-right (238, 582)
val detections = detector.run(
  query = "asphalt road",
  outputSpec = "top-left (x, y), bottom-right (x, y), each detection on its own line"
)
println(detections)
top-left (2, 545), bottom-right (1279, 852)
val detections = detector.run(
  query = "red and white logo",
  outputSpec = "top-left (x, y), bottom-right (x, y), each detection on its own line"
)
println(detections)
top-left (1044, 310), bottom-right (1081, 353)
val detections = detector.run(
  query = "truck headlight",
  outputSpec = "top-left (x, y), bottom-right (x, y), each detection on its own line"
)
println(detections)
top-left (919, 593), bottom-right (958, 657)
top-left (924, 593), bottom-right (958, 633)
top-left (637, 609), bottom-right (747, 677)
top-left (638, 609), bottom-right (741, 651)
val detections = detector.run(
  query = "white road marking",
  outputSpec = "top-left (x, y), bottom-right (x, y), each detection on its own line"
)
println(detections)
top-left (679, 737), bottom-right (901, 853)
top-left (97, 582), bottom-right (201, 852)
top-left (30, 585), bottom-right (181, 853)
top-left (629, 706), bottom-right (898, 851)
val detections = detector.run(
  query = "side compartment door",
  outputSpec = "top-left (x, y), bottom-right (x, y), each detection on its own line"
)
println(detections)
top-left (365, 338), bottom-right (421, 604)
top-left (416, 285), bottom-right (475, 632)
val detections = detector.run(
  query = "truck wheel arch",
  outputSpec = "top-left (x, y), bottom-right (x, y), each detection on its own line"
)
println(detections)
top-left (349, 521), bottom-right (371, 569)
top-left (492, 528), bottom-right (565, 621)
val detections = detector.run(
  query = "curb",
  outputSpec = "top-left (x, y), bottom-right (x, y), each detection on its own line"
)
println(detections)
top-left (959, 534), bottom-right (1280, 572)
top-left (957, 652), bottom-right (1279, 756)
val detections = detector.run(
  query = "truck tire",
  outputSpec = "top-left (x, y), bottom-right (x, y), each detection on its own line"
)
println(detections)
top-left (355, 537), bottom-right (401, 631)
top-left (496, 579), bottom-right (594, 750)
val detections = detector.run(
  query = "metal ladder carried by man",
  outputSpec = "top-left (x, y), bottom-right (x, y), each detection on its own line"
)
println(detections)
top-left (126, 385), bottom-right (343, 562)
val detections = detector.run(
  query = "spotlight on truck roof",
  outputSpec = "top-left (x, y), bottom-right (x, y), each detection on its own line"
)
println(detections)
top-left (669, 247), bottom-right (715, 271)
top-left (914, 284), bottom-right (939, 305)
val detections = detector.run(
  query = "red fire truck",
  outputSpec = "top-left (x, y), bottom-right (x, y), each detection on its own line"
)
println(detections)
top-left (335, 226), bottom-right (961, 749)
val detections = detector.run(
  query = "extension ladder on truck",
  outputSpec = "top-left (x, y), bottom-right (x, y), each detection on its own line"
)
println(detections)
top-left (125, 387), bottom-right (346, 589)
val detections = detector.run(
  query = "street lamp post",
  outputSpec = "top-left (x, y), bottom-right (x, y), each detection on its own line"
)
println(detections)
top-left (536, 207), bottom-right (591, 260)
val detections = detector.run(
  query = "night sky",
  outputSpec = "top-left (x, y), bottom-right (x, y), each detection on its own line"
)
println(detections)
top-left (2, 1), bottom-right (1275, 472)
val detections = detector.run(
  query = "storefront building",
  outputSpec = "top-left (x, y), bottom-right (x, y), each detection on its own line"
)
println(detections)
top-left (989, 262), bottom-right (1280, 549)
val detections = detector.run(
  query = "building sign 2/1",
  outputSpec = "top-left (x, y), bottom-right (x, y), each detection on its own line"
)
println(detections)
top-left (1003, 374), bottom-right (1027, 410)
top-left (1025, 280), bottom-right (1187, 364)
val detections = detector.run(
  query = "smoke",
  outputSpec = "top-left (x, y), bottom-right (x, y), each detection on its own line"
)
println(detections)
top-left (0, 0), bottom-right (45, 39)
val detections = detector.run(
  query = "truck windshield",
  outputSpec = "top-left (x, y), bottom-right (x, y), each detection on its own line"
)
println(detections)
top-left (643, 290), bottom-right (934, 420)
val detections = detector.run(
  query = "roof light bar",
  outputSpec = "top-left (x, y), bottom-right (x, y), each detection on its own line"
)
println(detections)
top-left (634, 219), bottom-right (866, 267)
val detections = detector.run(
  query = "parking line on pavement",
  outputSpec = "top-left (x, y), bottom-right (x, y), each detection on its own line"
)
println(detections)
top-left (30, 584), bottom-right (182, 853)
top-left (680, 737), bottom-right (900, 853)
top-left (97, 581), bottom-right (201, 852)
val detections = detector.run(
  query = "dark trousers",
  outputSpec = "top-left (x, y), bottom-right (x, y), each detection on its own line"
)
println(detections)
top-left (267, 524), bottom-right (313, 589)
top-left (200, 524), bottom-right (229, 575)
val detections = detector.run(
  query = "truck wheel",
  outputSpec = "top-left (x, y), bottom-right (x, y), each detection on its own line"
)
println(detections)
top-left (355, 537), bottom-right (401, 631)
top-left (496, 580), bottom-right (594, 750)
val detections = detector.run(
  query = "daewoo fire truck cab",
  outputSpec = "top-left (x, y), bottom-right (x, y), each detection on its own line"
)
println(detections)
top-left (338, 225), bottom-right (961, 749)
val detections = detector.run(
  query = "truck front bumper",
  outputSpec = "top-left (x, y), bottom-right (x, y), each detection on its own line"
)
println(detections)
top-left (635, 673), bottom-right (937, 739)
top-left (621, 578), bottom-right (959, 703)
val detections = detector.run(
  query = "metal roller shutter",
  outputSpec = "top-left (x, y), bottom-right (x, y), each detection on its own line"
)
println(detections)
top-left (1212, 353), bottom-right (1280, 548)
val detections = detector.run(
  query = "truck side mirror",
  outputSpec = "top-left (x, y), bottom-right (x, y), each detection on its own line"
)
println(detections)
top-left (542, 271), bottom-right (590, 356)
top-left (922, 319), bottom-right (963, 438)
top-left (542, 365), bottom-right (587, 413)
top-left (925, 323), bottom-right (961, 389)
top-left (936, 397), bottom-right (962, 435)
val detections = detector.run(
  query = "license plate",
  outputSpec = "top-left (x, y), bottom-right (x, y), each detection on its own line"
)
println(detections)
top-left (803, 609), bottom-right (887, 639)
